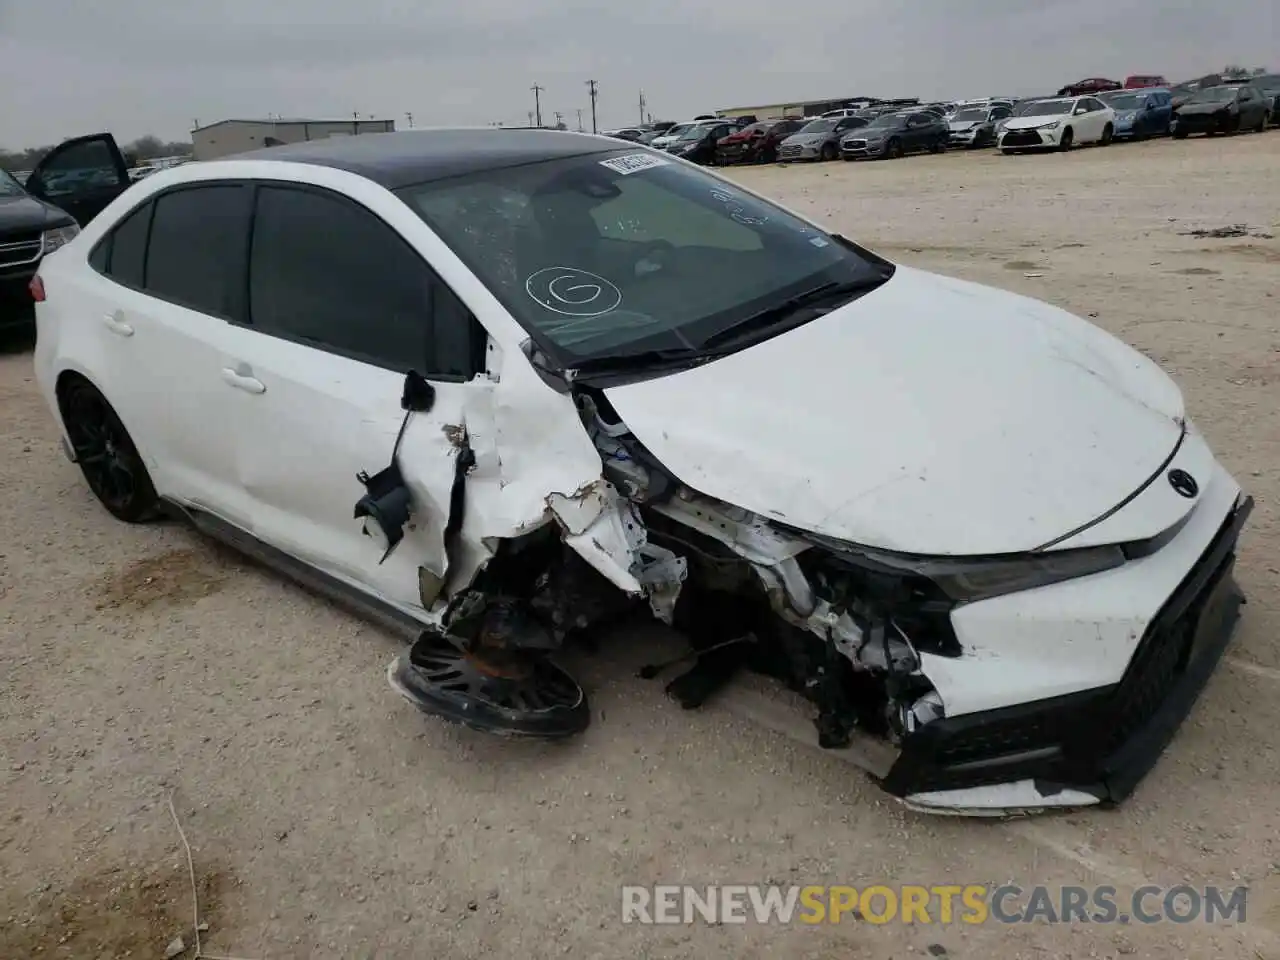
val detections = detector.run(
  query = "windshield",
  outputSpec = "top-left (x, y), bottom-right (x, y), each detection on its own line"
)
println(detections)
top-left (1250, 74), bottom-right (1280, 88)
top-left (397, 149), bottom-right (890, 368)
top-left (798, 119), bottom-right (837, 134)
top-left (863, 114), bottom-right (906, 131)
top-left (952, 109), bottom-right (989, 122)
top-left (0, 169), bottom-right (26, 197)
top-left (1190, 86), bottom-right (1238, 103)
top-left (676, 124), bottom-right (714, 141)
top-left (659, 124), bottom-right (692, 139)
top-left (1105, 93), bottom-right (1146, 110)
top-left (1020, 99), bottom-right (1073, 117)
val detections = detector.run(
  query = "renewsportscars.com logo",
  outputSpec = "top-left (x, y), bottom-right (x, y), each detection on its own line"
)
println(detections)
top-left (621, 884), bottom-right (1250, 926)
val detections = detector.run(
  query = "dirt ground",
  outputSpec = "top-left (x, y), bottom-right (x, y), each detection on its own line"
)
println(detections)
top-left (2, 132), bottom-right (1279, 960)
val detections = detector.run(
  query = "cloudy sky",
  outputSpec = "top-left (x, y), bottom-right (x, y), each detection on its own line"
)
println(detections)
top-left (1, 0), bottom-right (1274, 149)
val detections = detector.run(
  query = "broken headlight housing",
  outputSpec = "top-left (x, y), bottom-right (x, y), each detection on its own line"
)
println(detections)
top-left (806, 535), bottom-right (1127, 605)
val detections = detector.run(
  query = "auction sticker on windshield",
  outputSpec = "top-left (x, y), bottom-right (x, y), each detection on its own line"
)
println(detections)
top-left (599, 153), bottom-right (670, 175)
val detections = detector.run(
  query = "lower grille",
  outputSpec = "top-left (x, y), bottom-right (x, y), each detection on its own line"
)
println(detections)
top-left (1001, 130), bottom-right (1045, 147)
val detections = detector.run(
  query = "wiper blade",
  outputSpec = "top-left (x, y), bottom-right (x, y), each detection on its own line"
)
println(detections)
top-left (699, 275), bottom-right (887, 351)
top-left (566, 347), bottom-right (705, 379)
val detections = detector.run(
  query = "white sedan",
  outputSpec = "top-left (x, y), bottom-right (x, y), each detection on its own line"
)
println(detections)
top-left (998, 95), bottom-right (1117, 152)
top-left (30, 129), bottom-right (1251, 815)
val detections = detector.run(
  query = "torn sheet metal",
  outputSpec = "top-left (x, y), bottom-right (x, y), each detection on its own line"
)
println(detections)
top-left (546, 482), bottom-right (687, 622)
top-left (653, 492), bottom-right (814, 616)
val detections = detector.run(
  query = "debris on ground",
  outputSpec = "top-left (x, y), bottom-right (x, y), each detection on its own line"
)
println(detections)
top-left (1178, 224), bottom-right (1274, 239)
top-left (164, 934), bottom-right (186, 958)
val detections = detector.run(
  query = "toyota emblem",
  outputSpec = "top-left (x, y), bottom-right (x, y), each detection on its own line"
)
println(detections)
top-left (1168, 469), bottom-right (1199, 498)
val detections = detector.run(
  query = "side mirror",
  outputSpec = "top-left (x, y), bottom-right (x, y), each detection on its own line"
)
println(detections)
top-left (401, 370), bottom-right (436, 412)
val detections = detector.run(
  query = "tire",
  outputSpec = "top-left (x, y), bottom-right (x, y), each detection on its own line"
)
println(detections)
top-left (820, 142), bottom-right (837, 161)
top-left (886, 138), bottom-right (904, 159)
top-left (1256, 113), bottom-right (1269, 133)
top-left (1058, 128), bottom-right (1074, 151)
top-left (58, 377), bottom-right (158, 523)
top-left (1172, 129), bottom-right (1188, 140)
top-left (1100, 123), bottom-right (1114, 145)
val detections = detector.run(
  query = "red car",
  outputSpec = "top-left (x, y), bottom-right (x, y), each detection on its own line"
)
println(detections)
top-left (1057, 77), bottom-right (1123, 96)
top-left (715, 118), bottom-right (804, 165)
top-left (1124, 74), bottom-right (1168, 89)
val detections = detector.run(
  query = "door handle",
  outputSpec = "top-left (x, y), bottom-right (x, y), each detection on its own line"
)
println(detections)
top-left (221, 367), bottom-right (266, 394)
top-left (102, 313), bottom-right (134, 337)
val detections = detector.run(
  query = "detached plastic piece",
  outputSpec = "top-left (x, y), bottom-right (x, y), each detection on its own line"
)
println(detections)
top-left (354, 461), bottom-right (412, 563)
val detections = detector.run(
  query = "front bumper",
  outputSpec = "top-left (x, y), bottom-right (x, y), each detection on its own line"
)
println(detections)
top-left (999, 127), bottom-right (1061, 149)
top-left (1171, 112), bottom-right (1232, 134)
top-left (948, 130), bottom-right (985, 147)
top-left (840, 141), bottom-right (888, 159)
top-left (778, 143), bottom-right (822, 161)
top-left (0, 266), bottom-right (40, 329)
top-left (884, 489), bottom-right (1252, 810)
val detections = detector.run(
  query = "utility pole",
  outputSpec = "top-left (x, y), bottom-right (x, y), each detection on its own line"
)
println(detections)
top-left (531, 84), bottom-right (544, 127)
top-left (638, 90), bottom-right (646, 125)
top-left (528, 110), bottom-right (535, 127)
top-left (405, 112), bottom-right (413, 128)
top-left (192, 118), bottom-right (200, 130)
top-left (554, 111), bottom-right (564, 129)
top-left (586, 79), bottom-right (599, 133)
top-left (576, 108), bottom-right (584, 132)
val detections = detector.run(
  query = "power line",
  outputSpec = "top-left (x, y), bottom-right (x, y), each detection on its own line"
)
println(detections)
top-left (586, 79), bottom-right (599, 133)
top-left (531, 84), bottom-right (544, 127)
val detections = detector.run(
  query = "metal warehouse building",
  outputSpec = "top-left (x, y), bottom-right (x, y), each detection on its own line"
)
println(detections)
top-left (191, 118), bottom-right (397, 161)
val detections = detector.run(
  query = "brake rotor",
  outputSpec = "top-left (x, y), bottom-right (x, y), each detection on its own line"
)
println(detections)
top-left (388, 630), bottom-right (589, 739)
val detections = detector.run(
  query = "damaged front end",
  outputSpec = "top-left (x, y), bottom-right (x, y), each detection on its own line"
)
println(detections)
top-left (389, 376), bottom-right (959, 772)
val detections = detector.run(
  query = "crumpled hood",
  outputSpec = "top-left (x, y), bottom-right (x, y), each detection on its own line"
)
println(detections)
top-left (603, 266), bottom-right (1186, 556)
top-left (949, 120), bottom-right (982, 131)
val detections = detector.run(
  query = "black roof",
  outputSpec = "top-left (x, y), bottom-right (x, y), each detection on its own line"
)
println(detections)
top-left (227, 128), bottom-right (622, 188)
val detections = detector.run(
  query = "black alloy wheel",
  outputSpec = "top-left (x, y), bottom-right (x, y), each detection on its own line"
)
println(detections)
top-left (59, 379), bottom-right (158, 522)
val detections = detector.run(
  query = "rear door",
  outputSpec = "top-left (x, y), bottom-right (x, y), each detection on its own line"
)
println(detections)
top-left (81, 182), bottom-right (255, 525)
top-left (27, 134), bottom-right (131, 226)
top-left (222, 181), bottom-right (488, 615)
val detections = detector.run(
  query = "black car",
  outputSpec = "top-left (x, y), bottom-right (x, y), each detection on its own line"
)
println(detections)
top-left (1247, 74), bottom-right (1280, 126)
top-left (840, 111), bottom-right (949, 160)
top-left (663, 121), bottom-right (740, 164)
top-left (2, 133), bottom-right (131, 330)
top-left (1171, 85), bottom-right (1271, 138)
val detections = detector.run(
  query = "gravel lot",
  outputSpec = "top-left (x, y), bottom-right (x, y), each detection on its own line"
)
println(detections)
top-left (2, 132), bottom-right (1279, 960)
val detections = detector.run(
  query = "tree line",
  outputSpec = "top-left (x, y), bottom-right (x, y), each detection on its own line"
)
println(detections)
top-left (1, 135), bottom-right (193, 174)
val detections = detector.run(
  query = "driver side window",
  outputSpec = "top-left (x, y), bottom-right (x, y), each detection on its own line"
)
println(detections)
top-left (587, 177), bottom-right (763, 252)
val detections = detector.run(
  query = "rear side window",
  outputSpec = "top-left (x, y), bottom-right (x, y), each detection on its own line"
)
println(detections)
top-left (145, 185), bottom-right (252, 319)
top-left (89, 201), bottom-right (152, 288)
top-left (248, 184), bottom-right (480, 378)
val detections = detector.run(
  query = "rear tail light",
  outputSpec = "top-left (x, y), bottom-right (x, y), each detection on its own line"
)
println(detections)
top-left (29, 275), bottom-right (46, 302)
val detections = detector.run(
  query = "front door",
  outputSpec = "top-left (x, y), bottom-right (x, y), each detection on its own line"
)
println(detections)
top-left (223, 182), bottom-right (489, 617)
top-left (27, 134), bottom-right (131, 226)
